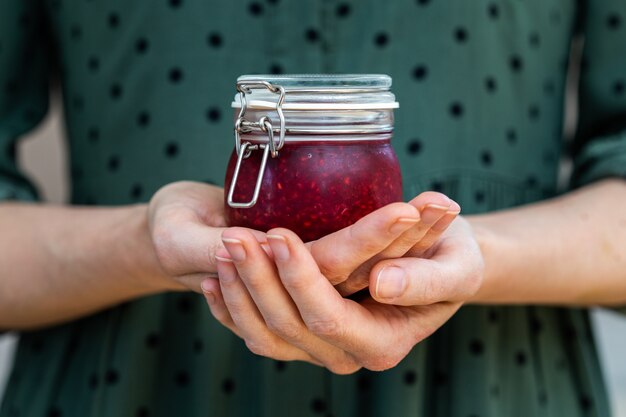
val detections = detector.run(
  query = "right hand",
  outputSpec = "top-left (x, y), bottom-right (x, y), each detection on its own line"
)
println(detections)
top-left (147, 181), bottom-right (246, 293)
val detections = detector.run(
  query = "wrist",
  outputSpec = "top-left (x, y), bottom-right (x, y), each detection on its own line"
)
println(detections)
top-left (465, 215), bottom-right (511, 303)
top-left (122, 204), bottom-right (184, 293)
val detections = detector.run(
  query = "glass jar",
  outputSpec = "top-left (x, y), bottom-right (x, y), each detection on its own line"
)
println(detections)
top-left (224, 74), bottom-right (402, 242)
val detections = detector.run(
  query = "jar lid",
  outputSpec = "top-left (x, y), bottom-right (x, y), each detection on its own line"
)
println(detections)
top-left (232, 74), bottom-right (399, 110)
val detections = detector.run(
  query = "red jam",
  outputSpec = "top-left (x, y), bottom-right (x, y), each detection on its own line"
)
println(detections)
top-left (225, 139), bottom-right (403, 242)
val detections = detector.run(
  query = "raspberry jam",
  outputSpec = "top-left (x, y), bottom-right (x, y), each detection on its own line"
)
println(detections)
top-left (224, 74), bottom-right (402, 241)
top-left (225, 138), bottom-right (402, 242)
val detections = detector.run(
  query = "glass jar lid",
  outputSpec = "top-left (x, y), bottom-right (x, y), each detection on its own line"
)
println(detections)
top-left (232, 74), bottom-right (398, 110)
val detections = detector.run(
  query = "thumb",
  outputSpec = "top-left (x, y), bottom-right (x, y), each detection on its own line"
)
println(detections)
top-left (369, 257), bottom-right (477, 306)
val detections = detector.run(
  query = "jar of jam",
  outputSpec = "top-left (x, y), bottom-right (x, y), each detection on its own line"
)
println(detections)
top-left (224, 74), bottom-right (402, 242)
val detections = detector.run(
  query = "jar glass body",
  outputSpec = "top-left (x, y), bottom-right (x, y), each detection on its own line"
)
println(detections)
top-left (224, 135), bottom-right (402, 242)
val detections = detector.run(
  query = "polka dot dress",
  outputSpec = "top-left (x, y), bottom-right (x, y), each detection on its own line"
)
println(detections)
top-left (1, 0), bottom-right (626, 416)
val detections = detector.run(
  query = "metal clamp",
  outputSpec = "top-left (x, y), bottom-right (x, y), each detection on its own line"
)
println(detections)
top-left (228, 80), bottom-right (286, 208)
top-left (234, 80), bottom-right (286, 158)
top-left (227, 142), bottom-right (271, 208)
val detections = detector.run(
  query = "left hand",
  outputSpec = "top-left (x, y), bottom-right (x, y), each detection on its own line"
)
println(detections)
top-left (201, 216), bottom-right (484, 373)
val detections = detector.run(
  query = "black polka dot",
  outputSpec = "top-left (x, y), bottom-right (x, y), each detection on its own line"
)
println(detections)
top-left (107, 13), bottom-right (120, 28)
top-left (515, 351), bottom-right (527, 366)
top-left (549, 9), bottom-right (561, 25)
top-left (135, 38), bottom-right (149, 54)
top-left (105, 369), bottom-right (120, 385)
top-left (222, 378), bottom-right (235, 394)
top-left (207, 32), bottom-right (223, 48)
top-left (529, 32), bottom-right (540, 48)
top-left (136, 407), bottom-right (150, 417)
top-left (168, 67), bottom-right (183, 83)
top-left (47, 407), bottom-right (62, 417)
top-left (412, 65), bottom-right (428, 81)
top-left (178, 295), bottom-right (193, 313)
top-left (310, 398), bottom-right (327, 413)
top-left (31, 339), bottom-right (44, 353)
top-left (107, 155), bottom-right (120, 172)
top-left (403, 370), bottom-right (417, 385)
top-left (137, 111), bottom-right (150, 127)
top-left (528, 105), bottom-right (540, 120)
top-left (487, 3), bottom-right (499, 19)
top-left (269, 63), bottom-right (283, 74)
top-left (193, 338), bottom-right (204, 353)
top-left (543, 79), bottom-right (555, 95)
top-left (484, 76), bottom-right (497, 93)
top-left (434, 370), bottom-right (448, 385)
top-left (454, 27), bottom-right (468, 43)
top-left (274, 361), bottom-right (287, 372)
top-left (87, 127), bottom-right (99, 142)
top-left (531, 316), bottom-right (542, 334)
top-left (248, 2), bottom-right (264, 16)
top-left (474, 190), bottom-right (485, 204)
top-left (607, 13), bottom-right (621, 30)
top-left (305, 28), bottom-right (320, 43)
top-left (357, 373), bottom-right (371, 391)
top-left (449, 102), bottom-right (464, 118)
top-left (145, 333), bottom-right (160, 348)
top-left (490, 385), bottom-right (500, 397)
top-left (18, 13), bottom-right (31, 28)
top-left (506, 128), bottom-right (517, 144)
top-left (130, 184), bottom-right (143, 199)
top-left (613, 80), bottom-right (624, 96)
top-left (580, 395), bottom-right (593, 411)
top-left (175, 371), bottom-right (190, 387)
top-left (206, 107), bottom-right (221, 122)
top-left (509, 55), bottom-right (523, 72)
top-left (407, 139), bottom-right (422, 155)
top-left (70, 25), bottom-right (82, 40)
top-left (416, 0), bottom-right (430, 5)
top-left (430, 180), bottom-right (443, 192)
top-left (469, 339), bottom-right (484, 355)
top-left (526, 176), bottom-right (539, 188)
top-left (87, 56), bottom-right (99, 72)
top-left (88, 373), bottom-right (99, 389)
top-left (110, 84), bottom-right (122, 100)
top-left (169, 0), bottom-right (182, 8)
top-left (374, 32), bottom-right (389, 47)
top-left (336, 3), bottom-right (351, 17)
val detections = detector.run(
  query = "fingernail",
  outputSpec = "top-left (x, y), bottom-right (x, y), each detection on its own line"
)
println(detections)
top-left (222, 238), bottom-right (246, 262)
top-left (215, 255), bottom-right (233, 263)
top-left (447, 200), bottom-right (461, 215)
top-left (375, 266), bottom-right (406, 299)
top-left (421, 204), bottom-right (450, 225)
top-left (201, 280), bottom-right (215, 301)
top-left (389, 217), bottom-right (420, 234)
top-left (267, 234), bottom-right (289, 261)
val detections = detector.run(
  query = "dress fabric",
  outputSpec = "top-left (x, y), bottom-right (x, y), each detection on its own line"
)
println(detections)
top-left (1, 0), bottom-right (625, 416)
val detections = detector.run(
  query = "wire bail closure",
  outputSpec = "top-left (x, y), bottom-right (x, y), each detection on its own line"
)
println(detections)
top-left (228, 80), bottom-right (286, 208)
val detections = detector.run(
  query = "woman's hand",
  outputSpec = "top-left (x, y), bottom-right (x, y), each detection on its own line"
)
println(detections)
top-left (148, 181), bottom-right (265, 293)
top-left (201, 215), bottom-right (484, 373)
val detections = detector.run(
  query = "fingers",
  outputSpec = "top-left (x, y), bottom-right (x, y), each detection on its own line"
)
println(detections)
top-left (267, 228), bottom-right (402, 367)
top-left (334, 194), bottom-right (460, 295)
top-left (370, 235), bottom-right (484, 306)
top-left (213, 252), bottom-right (318, 364)
top-left (309, 203), bottom-right (420, 285)
top-left (221, 228), bottom-right (359, 374)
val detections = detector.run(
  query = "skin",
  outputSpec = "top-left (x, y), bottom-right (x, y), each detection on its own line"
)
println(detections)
top-left (1, 179), bottom-right (625, 373)
top-left (202, 178), bottom-right (626, 372)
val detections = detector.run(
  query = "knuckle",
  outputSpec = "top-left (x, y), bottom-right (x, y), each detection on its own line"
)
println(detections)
top-left (326, 358), bottom-right (361, 375)
top-left (306, 316), bottom-right (343, 338)
top-left (244, 337), bottom-right (276, 358)
top-left (363, 352), bottom-right (404, 372)
top-left (266, 319), bottom-right (304, 341)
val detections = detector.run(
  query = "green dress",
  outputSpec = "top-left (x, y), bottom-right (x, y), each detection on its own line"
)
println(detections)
top-left (1, 0), bottom-right (626, 416)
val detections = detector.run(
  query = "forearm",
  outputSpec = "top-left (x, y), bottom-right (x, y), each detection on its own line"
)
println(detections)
top-left (469, 178), bottom-right (626, 306)
top-left (0, 203), bottom-right (177, 330)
